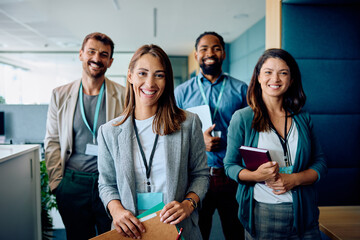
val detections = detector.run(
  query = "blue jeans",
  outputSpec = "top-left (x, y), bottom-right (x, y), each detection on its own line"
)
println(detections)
top-left (245, 201), bottom-right (321, 240)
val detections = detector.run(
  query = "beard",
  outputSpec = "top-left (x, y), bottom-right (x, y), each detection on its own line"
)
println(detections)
top-left (200, 58), bottom-right (223, 76)
top-left (83, 61), bottom-right (107, 79)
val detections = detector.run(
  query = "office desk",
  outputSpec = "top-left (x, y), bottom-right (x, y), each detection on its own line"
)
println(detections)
top-left (0, 145), bottom-right (41, 240)
top-left (319, 206), bottom-right (360, 240)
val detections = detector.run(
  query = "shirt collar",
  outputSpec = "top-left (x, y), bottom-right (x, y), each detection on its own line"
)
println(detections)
top-left (198, 71), bottom-right (227, 85)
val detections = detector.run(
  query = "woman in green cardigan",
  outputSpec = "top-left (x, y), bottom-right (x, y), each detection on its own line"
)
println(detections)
top-left (224, 49), bottom-right (327, 239)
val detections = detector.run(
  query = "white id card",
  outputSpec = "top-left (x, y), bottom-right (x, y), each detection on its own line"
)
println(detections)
top-left (85, 143), bottom-right (98, 156)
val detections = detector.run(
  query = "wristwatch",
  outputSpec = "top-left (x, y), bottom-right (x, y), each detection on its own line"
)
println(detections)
top-left (185, 197), bottom-right (198, 209)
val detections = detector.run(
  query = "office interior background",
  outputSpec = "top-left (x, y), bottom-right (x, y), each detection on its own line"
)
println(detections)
top-left (0, 0), bottom-right (359, 239)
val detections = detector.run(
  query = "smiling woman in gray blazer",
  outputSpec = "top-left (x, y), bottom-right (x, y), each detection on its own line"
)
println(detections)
top-left (97, 44), bottom-right (209, 240)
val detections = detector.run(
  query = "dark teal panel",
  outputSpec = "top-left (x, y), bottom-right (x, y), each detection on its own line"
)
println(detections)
top-left (223, 44), bottom-right (230, 74)
top-left (229, 33), bottom-right (248, 62)
top-left (282, 2), bottom-right (360, 206)
top-left (282, 4), bottom-right (360, 59)
top-left (311, 114), bottom-right (360, 168)
top-left (283, 0), bottom-right (360, 4)
top-left (229, 17), bottom-right (265, 82)
top-left (230, 58), bottom-right (247, 82)
top-left (316, 168), bottom-right (360, 206)
top-left (246, 49), bottom-right (264, 81)
top-left (299, 59), bottom-right (360, 113)
top-left (247, 18), bottom-right (265, 53)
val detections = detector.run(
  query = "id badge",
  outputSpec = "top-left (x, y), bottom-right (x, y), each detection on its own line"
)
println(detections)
top-left (85, 143), bottom-right (98, 156)
top-left (279, 166), bottom-right (293, 174)
top-left (137, 192), bottom-right (163, 211)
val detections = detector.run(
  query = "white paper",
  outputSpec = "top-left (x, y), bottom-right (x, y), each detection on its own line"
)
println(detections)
top-left (213, 131), bottom-right (222, 138)
top-left (139, 213), bottom-right (157, 222)
top-left (186, 105), bottom-right (212, 133)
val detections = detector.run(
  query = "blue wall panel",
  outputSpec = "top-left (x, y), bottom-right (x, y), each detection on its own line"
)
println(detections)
top-left (228, 17), bottom-right (265, 84)
top-left (282, 4), bottom-right (360, 59)
top-left (298, 59), bottom-right (360, 113)
top-left (282, 1), bottom-right (360, 205)
top-left (311, 114), bottom-right (360, 168)
top-left (316, 168), bottom-right (360, 205)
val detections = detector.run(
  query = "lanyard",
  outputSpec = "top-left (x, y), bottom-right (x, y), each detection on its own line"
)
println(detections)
top-left (79, 82), bottom-right (105, 144)
top-left (269, 111), bottom-right (292, 167)
top-left (197, 75), bottom-right (226, 122)
top-left (133, 118), bottom-right (159, 192)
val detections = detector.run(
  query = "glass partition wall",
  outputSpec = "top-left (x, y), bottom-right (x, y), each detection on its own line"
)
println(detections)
top-left (0, 52), bottom-right (132, 104)
top-left (0, 52), bottom-right (187, 105)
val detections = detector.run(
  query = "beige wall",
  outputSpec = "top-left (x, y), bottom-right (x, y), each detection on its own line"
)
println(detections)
top-left (266, 0), bottom-right (282, 49)
top-left (188, 49), bottom-right (199, 76)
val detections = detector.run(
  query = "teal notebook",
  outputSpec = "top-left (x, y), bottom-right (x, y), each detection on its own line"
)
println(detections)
top-left (137, 202), bottom-right (165, 219)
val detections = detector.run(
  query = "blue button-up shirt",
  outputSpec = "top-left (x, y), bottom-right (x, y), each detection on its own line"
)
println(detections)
top-left (175, 72), bottom-right (248, 168)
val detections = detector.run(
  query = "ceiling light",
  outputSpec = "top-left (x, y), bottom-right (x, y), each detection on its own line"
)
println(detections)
top-left (56, 41), bottom-right (81, 48)
top-left (234, 13), bottom-right (249, 19)
top-left (154, 8), bottom-right (157, 37)
top-left (112, 0), bottom-right (120, 11)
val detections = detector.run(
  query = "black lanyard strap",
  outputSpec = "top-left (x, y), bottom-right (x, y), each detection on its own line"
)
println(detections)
top-left (269, 110), bottom-right (291, 167)
top-left (133, 117), bottom-right (159, 192)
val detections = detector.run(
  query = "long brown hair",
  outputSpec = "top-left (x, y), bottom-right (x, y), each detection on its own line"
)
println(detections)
top-left (115, 44), bottom-right (186, 135)
top-left (247, 48), bottom-right (306, 132)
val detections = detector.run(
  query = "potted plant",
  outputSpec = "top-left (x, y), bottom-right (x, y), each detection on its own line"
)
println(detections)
top-left (40, 160), bottom-right (58, 240)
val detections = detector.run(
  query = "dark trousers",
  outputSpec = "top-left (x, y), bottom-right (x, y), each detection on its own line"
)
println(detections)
top-left (55, 169), bottom-right (111, 240)
top-left (199, 170), bottom-right (244, 240)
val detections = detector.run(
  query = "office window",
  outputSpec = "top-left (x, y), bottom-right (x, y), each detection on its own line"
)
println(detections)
top-left (0, 53), bottom-right (187, 104)
top-left (0, 52), bottom-right (132, 104)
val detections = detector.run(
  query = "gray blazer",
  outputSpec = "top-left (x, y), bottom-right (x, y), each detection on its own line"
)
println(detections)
top-left (97, 111), bottom-right (209, 240)
top-left (44, 78), bottom-right (125, 191)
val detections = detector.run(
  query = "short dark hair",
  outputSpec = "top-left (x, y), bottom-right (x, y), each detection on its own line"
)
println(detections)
top-left (81, 32), bottom-right (115, 58)
top-left (195, 31), bottom-right (225, 50)
top-left (247, 48), bottom-right (306, 132)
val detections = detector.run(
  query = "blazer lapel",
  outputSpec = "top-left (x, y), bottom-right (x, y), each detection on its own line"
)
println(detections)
top-left (64, 79), bottom-right (81, 150)
top-left (164, 128), bottom-right (182, 203)
top-left (105, 77), bottom-right (121, 121)
top-left (117, 116), bottom-right (137, 210)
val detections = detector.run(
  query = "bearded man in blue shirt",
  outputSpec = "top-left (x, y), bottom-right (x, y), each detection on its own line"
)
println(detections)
top-left (175, 32), bottom-right (248, 240)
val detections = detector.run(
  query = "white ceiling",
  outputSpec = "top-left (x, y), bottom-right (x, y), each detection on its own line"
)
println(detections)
top-left (0, 0), bottom-right (265, 56)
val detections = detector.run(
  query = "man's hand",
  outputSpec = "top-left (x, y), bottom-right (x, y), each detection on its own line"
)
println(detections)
top-left (203, 124), bottom-right (221, 152)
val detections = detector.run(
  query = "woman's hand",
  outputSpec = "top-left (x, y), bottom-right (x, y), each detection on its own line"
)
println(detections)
top-left (108, 200), bottom-right (145, 239)
top-left (159, 200), bottom-right (193, 225)
top-left (254, 161), bottom-right (279, 182)
top-left (266, 169), bottom-right (319, 194)
top-left (266, 173), bottom-right (296, 194)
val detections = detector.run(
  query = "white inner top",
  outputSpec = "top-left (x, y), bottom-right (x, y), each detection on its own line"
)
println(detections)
top-left (133, 116), bottom-right (167, 195)
top-left (254, 120), bottom-right (298, 204)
